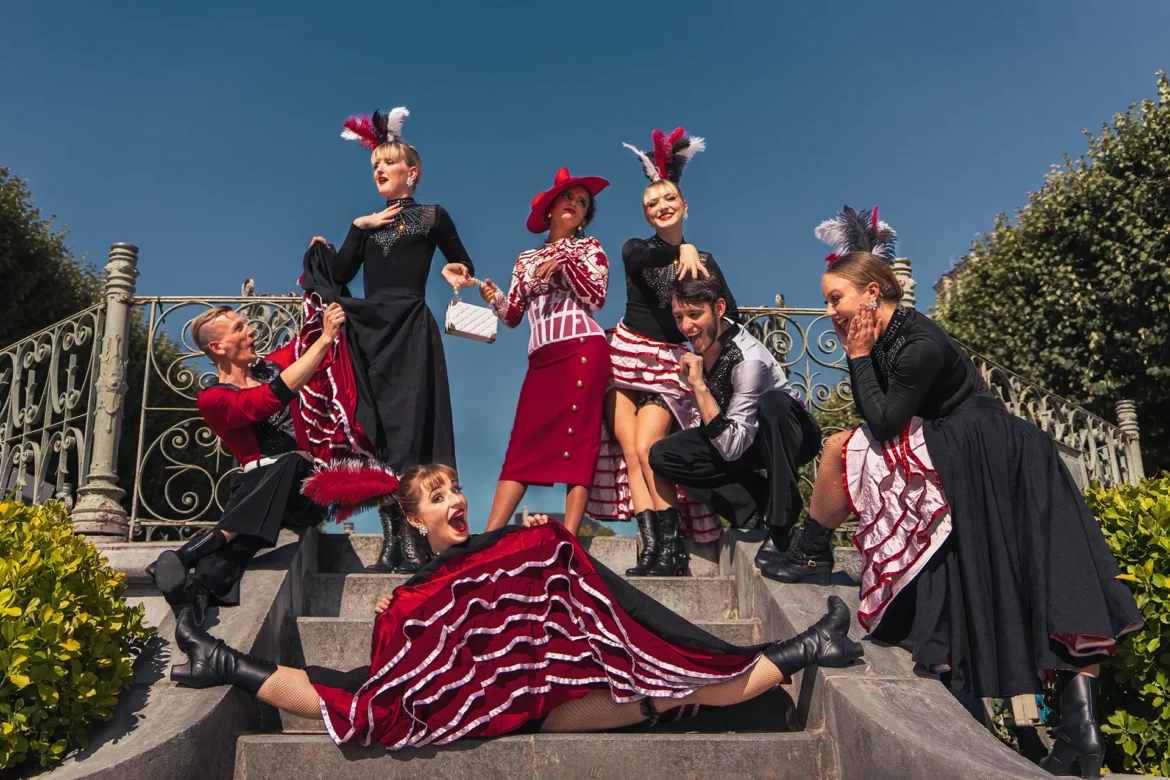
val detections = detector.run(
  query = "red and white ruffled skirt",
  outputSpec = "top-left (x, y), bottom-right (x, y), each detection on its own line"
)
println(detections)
top-left (588, 322), bottom-right (721, 543)
top-left (311, 524), bottom-right (760, 749)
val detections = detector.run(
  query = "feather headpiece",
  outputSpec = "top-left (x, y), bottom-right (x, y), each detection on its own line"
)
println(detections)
top-left (301, 459), bottom-right (401, 523)
top-left (814, 205), bottom-right (898, 266)
top-left (340, 106), bottom-right (410, 151)
top-left (623, 127), bottom-right (705, 184)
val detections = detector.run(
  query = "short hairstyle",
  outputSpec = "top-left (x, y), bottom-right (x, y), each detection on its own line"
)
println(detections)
top-left (371, 141), bottom-right (423, 186)
top-left (189, 306), bottom-right (233, 355)
top-left (825, 252), bottom-right (904, 302)
top-left (669, 274), bottom-right (726, 308)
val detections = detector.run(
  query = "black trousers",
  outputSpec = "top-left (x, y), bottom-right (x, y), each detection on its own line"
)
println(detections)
top-left (191, 452), bottom-right (322, 605)
top-left (649, 390), bottom-right (820, 532)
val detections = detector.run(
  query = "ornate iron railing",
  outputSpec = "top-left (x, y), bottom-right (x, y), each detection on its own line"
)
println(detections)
top-left (740, 305), bottom-right (1144, 487)
top-left (0, 243), bottom-right (1145, 540)
top-left (128, 294), bottom-right (303, 541)
top-left (0, 303), bottom-right (105, 507)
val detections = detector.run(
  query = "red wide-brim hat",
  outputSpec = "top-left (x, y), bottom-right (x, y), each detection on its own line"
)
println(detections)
top-left (526, 167), bottom-right (610, 234)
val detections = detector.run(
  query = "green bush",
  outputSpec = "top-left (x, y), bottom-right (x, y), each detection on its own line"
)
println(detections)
top-left (1085, 476), bottom-right (1170, 777)
top-left (0, 499), bottom-right (153, 771)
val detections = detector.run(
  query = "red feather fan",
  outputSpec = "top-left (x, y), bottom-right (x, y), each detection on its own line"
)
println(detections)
top-left (301, 460), bottom-right (401, 523)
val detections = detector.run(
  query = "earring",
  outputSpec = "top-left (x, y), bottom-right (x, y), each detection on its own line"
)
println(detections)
top-left (412, 522), bottom-right (429, 537)
top-left (868, 299), bottom-right (879, 311)
top-left (546, 212), bottom-right (552, 219)
top-left (575, 224), bottom-right (585, 238)
top-left (407, 177), bottom-right (416, 187)
top-left (683, 211), bottom-right (688, 220)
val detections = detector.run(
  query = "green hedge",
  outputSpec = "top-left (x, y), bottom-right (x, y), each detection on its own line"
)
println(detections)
top-left (1086, 476), bottom-right (1170, 777)
top-left (0, 499), bottom-right (153, 771)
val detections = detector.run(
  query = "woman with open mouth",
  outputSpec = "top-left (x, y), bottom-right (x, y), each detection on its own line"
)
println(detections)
top-left (168, 461), bottom-right (864, 750)
top-left (476, 167), bottom-right (611, 536)
top-left (588, 128), bottom-right (741, 576)
top-left (299, 105), bottom-right (476, 574)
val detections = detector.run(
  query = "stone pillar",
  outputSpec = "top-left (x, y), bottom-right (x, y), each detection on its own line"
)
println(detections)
top-left (892, 257), bottom-right (917, 309)
top-left (1114, 400), bottom-right (1145, 482)
top-left (72, 243), bottom-right (140, 537)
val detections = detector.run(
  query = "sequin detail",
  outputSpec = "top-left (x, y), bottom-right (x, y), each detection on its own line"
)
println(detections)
top-left (871, 305), bottom-right (910, 386)
top-left (640, 235), bottom-right (712, 309)
top-left (704, 339), bottom-right (743, 412)
top-left (215, 360), bottom-right (298, 457)
top-left (371, 202), bottom-right (436, 257)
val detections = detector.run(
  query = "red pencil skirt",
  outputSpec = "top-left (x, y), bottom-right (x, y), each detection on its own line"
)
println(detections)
top-left (499, 335), bottom-right (610, 486)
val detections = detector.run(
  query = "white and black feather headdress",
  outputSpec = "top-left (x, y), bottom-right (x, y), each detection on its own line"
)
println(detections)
top-left (623, 127), bottom-right (705, 184)
top-left (814, 205), bottom-right (897, 266)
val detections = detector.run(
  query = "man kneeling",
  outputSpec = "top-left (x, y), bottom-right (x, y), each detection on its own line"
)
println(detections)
top-left (145, 303), bottom-right (346, 623)
top-left (649, 276), bottom-right (822, 572)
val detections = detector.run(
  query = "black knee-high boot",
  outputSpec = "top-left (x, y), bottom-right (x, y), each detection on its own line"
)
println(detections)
top-left (170, 607), bottom-right (276, 694)
top-left (763, 595), bottom-right (864, 675)
top-left (626, 510), bottom-right (661, 576)
top-left (365, 504), bottom-right (403, 573)
top-left (1040, 671), bottom-right (1105, 779)
top-left (648, 508), bottom-right (689, 577)
top-left (147, 530), bottom-right (230, 611)
top-left (396, 528), bottom-right (431, 574)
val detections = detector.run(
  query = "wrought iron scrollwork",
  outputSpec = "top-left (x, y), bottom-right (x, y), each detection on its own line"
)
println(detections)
top-left (0, 305), bottom-right (104, 507)
top-left (128, 296), bottom-right (302, 538)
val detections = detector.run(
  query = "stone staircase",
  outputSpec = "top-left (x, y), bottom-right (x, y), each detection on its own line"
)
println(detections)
top-left (233, 533), bottom-right (834, 780)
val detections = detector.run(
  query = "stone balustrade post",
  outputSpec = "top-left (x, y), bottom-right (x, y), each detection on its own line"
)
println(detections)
top-left (1114, 400), bottom-right (1145, 483)
top-left (892, 257), bottom-right (917, 309)
top-left (71, 243), bottom-right (139, 537)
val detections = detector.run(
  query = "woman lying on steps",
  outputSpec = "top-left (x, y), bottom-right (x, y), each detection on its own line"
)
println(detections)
top-left (169, 462), bottom-right (863, 749)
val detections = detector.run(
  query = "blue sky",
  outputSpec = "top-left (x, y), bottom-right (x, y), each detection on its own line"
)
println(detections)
top-left (3, 1), bottom-right (1168, 534)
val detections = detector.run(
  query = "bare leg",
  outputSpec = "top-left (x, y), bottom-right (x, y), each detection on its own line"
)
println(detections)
top-left (1080, 664), bottom-right (1100, 677)
top-left (540, 656), bottom-right (786, 733)
top-left (255, 667), bottom-right (324, 720)
top-left (485, 480), bottom-right (528, 532)
top-left (634, 404), bottom-right (677, 512)
top-left (221, 530), bottom-right (239, 542)
top-left (808, 431), bottom-right (855, 530)
top-left (564, 484), bottom-right (590, 535)
top-left (607, 389), bottom-right (653, 513)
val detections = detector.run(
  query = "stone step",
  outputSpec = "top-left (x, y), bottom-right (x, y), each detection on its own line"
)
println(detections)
top-left (238, 729), bottom-right (825, 780)
top-left (319, 533), bottom-right (722, 577)
top-left (307, 573), bottom-right (738, 622)
top-left (291, 616), bottom-right (762, 670)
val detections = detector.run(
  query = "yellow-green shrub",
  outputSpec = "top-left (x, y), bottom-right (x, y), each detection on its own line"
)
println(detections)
top-left (0, 499), bottom-right (152, 771)
top-left (1085, 476), bottom-right (1170, 777)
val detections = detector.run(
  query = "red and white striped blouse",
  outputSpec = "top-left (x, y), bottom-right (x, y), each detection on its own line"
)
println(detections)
top-left (491, 237), bottom-right (608, 355)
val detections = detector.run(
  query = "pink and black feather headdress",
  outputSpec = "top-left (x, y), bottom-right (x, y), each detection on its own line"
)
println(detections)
top-left (340, 107), bottom-right (410, 151)
top-left (814, 205), bottom-right (898, 266)
top-left (623, 128), bottom-right (706, 184)
top-left (301, 459), bottom-right (401, 523)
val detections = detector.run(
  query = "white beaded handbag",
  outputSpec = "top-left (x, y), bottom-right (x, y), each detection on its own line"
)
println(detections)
top-left (444, 288), bottom-right (498, 344)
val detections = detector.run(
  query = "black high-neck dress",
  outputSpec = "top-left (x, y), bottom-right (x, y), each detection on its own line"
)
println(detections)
top-left (300, 198), bottom-right (473, 471)
top-left (844, 307), bottom-right (1142, 698)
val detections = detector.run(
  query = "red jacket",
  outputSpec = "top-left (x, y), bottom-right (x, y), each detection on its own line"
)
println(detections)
top-left (196, 345), bottom-right (311, 466)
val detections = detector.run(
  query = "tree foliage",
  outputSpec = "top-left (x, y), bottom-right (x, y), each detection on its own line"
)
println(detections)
top-left (0, 168), bottom-right (182, 510)
top-left (934, 72), bottom-right (1170, 472)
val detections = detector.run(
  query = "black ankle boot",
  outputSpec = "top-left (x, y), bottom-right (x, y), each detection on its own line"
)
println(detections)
top-left (754, 525), bottom-right (792, 569)
top-left (648, 508), bottom-right (688, 576)
top-left (146, 529), bottom-right (229, 585)
top-left (626, 510), bottom-right (661, 577)
top-left (760, 517), bottom-right (835, 584)
top-left (170, 607), bottom-right (276, 694)
top-left (365, 504), bottom-right (403, 573)
top-left (1040, 671), bottom-right (1105, 779)
top-left (763, 595), bottom-right (863, 676)
top-left (395, 529), bottom-right (431, 574)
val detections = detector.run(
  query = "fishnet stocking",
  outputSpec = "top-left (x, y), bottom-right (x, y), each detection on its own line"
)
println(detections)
top-left (256, 667), bottom-right (323, 720)
top-left (540, 656), bottom-right (785, 733)
top-left (808, 431), bottom-right (854, 530)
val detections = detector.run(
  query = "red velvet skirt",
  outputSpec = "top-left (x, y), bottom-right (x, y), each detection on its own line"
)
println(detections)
top-left (499, 335), bottom-right (610, 486)
top-left (311, 524), bottom-right (761, 750)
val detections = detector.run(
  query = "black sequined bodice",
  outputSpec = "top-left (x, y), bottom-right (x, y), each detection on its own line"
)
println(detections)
top-left (214, 360), bottom-right (297, 457)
